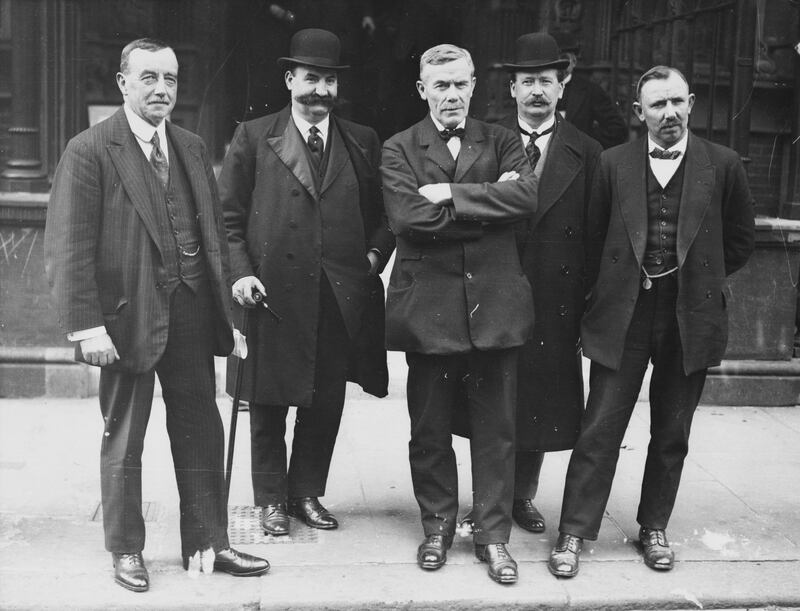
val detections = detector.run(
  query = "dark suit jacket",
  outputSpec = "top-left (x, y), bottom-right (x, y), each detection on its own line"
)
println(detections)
top-left (381, 115), bottom-right (537, 354)
top-left (581, 132), bottom-right (755, 375)
top-left (558, 74), bottom-right (628, 150)
top-left (219, 106), bottom-right (394, 405)
top-left (44, 108), bottom-right (234, 373)
top-left (499, 114), bottom-right (602, 451)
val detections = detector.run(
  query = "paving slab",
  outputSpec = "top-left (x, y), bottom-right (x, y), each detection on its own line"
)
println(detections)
top-left (1, 381), bottom-right (799, 609)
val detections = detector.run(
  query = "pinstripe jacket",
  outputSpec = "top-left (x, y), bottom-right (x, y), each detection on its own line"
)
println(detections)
top-left (44, 108), bottom-right (234, 373)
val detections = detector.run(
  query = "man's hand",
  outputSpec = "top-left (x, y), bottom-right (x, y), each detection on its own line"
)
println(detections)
top-left (80, 333), bottom-right (119, 367)
top-left (418, 183), bottom-right (452, 204)
top-left (232, 276), bottom-right (267, 307)
top-left (498, 171), bottom-right (520, 182)
top-left (367, 250), bottom-right (380, 275)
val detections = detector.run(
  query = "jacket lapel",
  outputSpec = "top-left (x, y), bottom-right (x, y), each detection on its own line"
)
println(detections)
top-left (105, 109), bottom-right (168, 260)
top-left (266, 107), bottom-right (319, 199)
top-left (453, 119), bottom-right (484, 182)
top-left (616, 137), bottom-right (648, 267)
top-left (533, 117), bottom-right (581, 224)
top-left (166, 122), bottom-right (218, 253)
top-left (419, 116), bottom-right (457, 180)
top-left (676, 132), bottom-right (714, 267)
top-left (320, 118), bottom-right (348, 195)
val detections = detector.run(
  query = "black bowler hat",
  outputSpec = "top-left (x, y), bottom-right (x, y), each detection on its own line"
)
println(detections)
top-left (277, 28), bottom-right (349, 71)
top-left (502, 32), bottom-right (570, 71)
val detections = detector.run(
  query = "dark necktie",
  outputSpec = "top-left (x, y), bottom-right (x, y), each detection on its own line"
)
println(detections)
top-left (149, 132), bottom-right (169, 188)
top-left (521, 124), bottom-right (554, 170)
top-left (307, 125), bottom-right (324, 166)
top-left (439, 127), bottom-right (465, 141)
top-left (649, 147), bottom-right (682, 160)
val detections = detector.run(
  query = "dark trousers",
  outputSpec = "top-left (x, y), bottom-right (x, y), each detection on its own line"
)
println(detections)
top-left (99, 282), bottom-right (229, 557)
top-left (406, 348), bottom-right (518, 545)
top-left (514, 451), bottom-right (545, 499)
top-left (559, 274), bottom-right (707, 540)
top-left (249, 277), bottom-right (350, 506)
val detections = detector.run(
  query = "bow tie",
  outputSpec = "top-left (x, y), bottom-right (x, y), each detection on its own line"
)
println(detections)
top-left (649, 148), bottom-right (682, 160)
top-left (439, 127), bottom-right (465, 140)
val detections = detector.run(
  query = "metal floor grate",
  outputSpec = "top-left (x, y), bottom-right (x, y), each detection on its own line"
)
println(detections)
top-left (228, 505), bottom-right (319, 545)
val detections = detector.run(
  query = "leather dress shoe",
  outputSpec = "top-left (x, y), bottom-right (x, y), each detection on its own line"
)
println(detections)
top-left (416, 534), bottom-right (453, 570)
top-left (287, 497), bottom-right (338, 530)
top-left (261, 504), bottom-right (289, 536)
top-left (457, 510), bottom-right (474, 535)
top-left (213, 547), bottom-right (270, 577)
top-left (548, 532), bottom-right (582, 578)
top-left (512, 499), bottom-right (546, 533)
top-left (112, 552), bottom-right (149, 592)
top-left (475, 543), bottom-right (518, 584)
top-left (639, 527), bottom-right (674, 571)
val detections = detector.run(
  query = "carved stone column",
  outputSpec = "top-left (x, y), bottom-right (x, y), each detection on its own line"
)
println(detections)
top-left (1, 0), bottom-right (49, 192)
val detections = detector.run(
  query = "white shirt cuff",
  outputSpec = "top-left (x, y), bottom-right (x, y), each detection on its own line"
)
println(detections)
top-left (67, 326), bottom-right (107, 342)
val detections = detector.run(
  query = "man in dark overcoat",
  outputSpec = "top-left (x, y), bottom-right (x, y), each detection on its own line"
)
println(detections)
top-left (219, 29), bottom-right (394, 537)
top-left (499, 33), bottom-right (602, 535)
top-left (549, 66), bottom-right (755, 578)
top-left (44, 38), bottom-right (268, 593)
top-left (381, 43), bottom-right (538, 585)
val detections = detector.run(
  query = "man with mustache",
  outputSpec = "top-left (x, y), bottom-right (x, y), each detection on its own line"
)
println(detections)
top-left (381, 43), bottom-right (537, 584)
top-left (44, 38), bottom-right (269, 592)
top-left (219, 28), bottom-right (394, 538)
top-left (549, 65), bottom-right (755, 577)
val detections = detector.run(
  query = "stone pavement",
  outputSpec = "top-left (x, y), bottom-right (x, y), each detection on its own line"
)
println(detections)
top-left (1, 353), bottom-right (799, 610)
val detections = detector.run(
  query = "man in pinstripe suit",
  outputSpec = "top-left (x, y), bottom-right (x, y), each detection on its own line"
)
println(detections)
top-left (44, 38), bottom-right (268, 593)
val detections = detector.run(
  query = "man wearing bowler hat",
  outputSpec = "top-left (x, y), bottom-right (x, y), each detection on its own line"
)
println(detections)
top-left (219, 28), bottom-right (394, 537)
top-left (499, 32), bottom-right (602, 536)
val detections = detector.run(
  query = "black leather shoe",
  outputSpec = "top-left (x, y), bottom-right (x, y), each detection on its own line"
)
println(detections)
top-left (458, 510), bottom-right (474, 534)
top-left (512, 498), bottom-right (545, 533)
top-left (261, 504), bottom-right (289, 536)
top-left (287, 497), bottom-right (338, 530)
top-left (639, 527), bottom-right (674, 571)
top-left (417, 534), bottom-right (453, 570)
top-left (475, 543), bottom-right (518, 584)
top-left (548, 532), bottom-right (582, 578)
top-left (213, 547), bottom-right (270, 577)
top-left (112, 552), bottom-right (149, 592)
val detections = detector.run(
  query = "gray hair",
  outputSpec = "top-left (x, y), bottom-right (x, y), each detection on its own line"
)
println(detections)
top-left (120, 38), bottom-right (171, 74)
top-left (419, 44), bottom-right (474, 78)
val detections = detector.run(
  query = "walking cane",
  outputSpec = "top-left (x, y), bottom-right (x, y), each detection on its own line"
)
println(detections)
top-left (224, 291), bottom-right (281, 503)
top-left (224, 302), bottom-right (251, 504)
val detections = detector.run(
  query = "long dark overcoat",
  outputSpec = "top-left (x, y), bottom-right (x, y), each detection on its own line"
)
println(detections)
top-left (582, 132), bottom-right (755, 375)
top-left (499, 114), bottom-right (602, 451)
top-left (45, 108), bottom-right (234, 372)
top-left (219, 106), bottom-right (395, 407)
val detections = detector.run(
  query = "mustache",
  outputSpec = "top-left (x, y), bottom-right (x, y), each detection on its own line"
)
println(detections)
top-left (295, 93), bottom-right (337, 108)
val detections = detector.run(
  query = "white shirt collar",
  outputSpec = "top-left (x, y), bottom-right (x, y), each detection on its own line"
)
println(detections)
top-left (648, 132), bottom-right (688, 156)
top-left (518, 114), bottom-right (555, 136)
top-left (124, 103), bottom-right (168, 159)
top-left (292, 109), bottom-right (330, 144)
top-left (430, 115), bottom-right (466, 133)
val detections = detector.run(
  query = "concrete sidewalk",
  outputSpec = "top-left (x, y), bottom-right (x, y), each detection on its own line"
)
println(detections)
top-left (1, 356), bottom-right (799, 610)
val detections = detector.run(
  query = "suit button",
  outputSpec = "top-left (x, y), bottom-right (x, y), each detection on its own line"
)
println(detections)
top-left (286, 253), bottom-right (294, 260)
top-left (611, 256), bottom-right (618, 263)
top-left (706, 291), bottom-right (712, 298)
top-left (560, 264), bottom-right (570, 276)
top-left (291, 189), bottom-right (300, 196)
top-left (564, 226), bottom-right (574, 238)
top-left (703, 258), bottom-right (709, 267)
top-left (559, 305), bottom-right (568, 317)
top-left (465, 272), bottom-right (473, 279)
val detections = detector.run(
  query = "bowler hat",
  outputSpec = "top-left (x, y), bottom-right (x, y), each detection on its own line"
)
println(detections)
top-left (278, 28), bottom-right (349, 71)
top-left (503, 32), bottom-right (570, 71)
